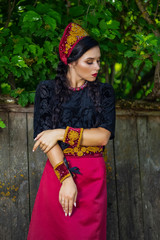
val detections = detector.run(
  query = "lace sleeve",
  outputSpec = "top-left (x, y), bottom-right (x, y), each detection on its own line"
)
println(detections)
top-left (33, 80), bottom-right (54, 139)
top-left (98, 83), bottom-right (116, 140)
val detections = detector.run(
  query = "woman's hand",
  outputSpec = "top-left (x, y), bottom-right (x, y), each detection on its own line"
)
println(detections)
top-left (33, 130), bottom-right (59, 153)
top-left (59, 176), bottom-right (78, 217)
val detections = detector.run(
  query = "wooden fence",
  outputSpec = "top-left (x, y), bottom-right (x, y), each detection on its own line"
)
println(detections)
top-left (0, 102), bottom-right (160, 240)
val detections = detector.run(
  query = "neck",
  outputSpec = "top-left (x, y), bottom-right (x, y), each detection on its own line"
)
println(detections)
top-left (67, 70), bottom-right (85, 88)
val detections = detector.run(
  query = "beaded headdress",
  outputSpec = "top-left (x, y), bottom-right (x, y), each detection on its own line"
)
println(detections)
top-left (59, 22), bottom-right (88, 65)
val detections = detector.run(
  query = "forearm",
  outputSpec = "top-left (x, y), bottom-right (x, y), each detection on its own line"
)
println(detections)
top-left (46, 143), bottom-right (73, 183)
top-left (81, 127), bottom-right (111, 146)
top-left (56, 127), bottom-right (111, 147)
top-left (46, 143), bottom-right (64, 168)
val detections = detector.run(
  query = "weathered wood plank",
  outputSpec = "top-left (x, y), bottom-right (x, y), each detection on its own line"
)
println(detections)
top-left (0, 104), bottom-right (34, 113)
top-left (106, 140), bottom-right (119, 240)
top-left (8, 112), bottom-right (29, 240)
top-left (27, 113), bottom-right (47, 214)
top-left (0, 103), bottom-right (160, 116)
top-left (114, 116), bottom-right (144, 240)
top-left (137, 116), bottom-right (160, 240)
top-left (1, 105), bottom-right (160, 239)
top-left (0, 112), bottom-right (12, 240)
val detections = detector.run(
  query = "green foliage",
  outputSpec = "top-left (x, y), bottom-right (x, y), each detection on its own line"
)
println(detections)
top-left (0, 0), bottom-right (160, 105)
top-left (0, 118), bottom-right (6, 128)
top-left (10, 88), bottom-right (35, 107)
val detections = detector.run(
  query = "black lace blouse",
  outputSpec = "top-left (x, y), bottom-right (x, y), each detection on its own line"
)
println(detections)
top-left (33, 80), bottom-right (115, 150)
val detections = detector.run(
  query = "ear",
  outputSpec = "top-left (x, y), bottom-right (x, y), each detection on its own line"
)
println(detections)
top-left (68, 61), bottom-right (76, 69)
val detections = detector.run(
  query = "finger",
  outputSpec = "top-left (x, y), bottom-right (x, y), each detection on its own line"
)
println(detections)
top-left (68, 199), bottom-right (73, 216)
top-left (59, 193), bottom-right (65, 209)
top-left (32, 140), bottom-right (41, 152)
top-left (43, 145), bottom-right (53, 153)
top-left (40, 143), bottom-right (47, 152)
top-left (61, 198), bottom-right (65, 212)
top-left (64, 199), bottom-right (69, 216)
top-left (34, 131), bottom-right (44, 141)
top-left (74, 192), bottom-right (77, 207)
top-left (59, 194), bottom-right (62, 204)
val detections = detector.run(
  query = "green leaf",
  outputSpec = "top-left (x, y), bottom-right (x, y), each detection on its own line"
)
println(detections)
top-left (37, 47), bottom-right (44, 57)
top-left (87, 14), bottom-right (98, 26)
top-left (133, 59), bottom-right (143, 68)
top-left (106, 20), bottom-right (120, 29)
top-left (36, 3), bottom-right (50, 14)
top-left (112, 30), bottom-right (121, 38)
top-left (0, 118), bottom-right (6, 128)
top-left (100, 44), bottom-right (109, 52)
top-left (29, 45), bottom-right (37, 55)
top-left (150, 39), bottom-right (158, 46)
top-left (43, 15), bottom-right (56, 31)
top-left (115, 1), bottom-right (122, 11)
top-left (11, 56), bottom-right (28, 68)
top-left (1, 28), bottom-right (10, 37)
top-left (1, 83), bottom-right (11, 94)
top-left (145, 59), bottom-right (152, 69)
top-left (18, 92), bottom-right (29, 107)
top-left (104, 9), bottom-right (112, 19)
top-left (117, 43), bottom-right (127, 52)
top-left (28, 92), bottom-right (35, 103)
top-left (23, 11), bottom-right (41, 22)
top-left (47, 9), bottom-right (61, 24)
top-left (0, 67), bottom-right (5, 75)
top-left (99, 20), bottom-right (108, 31)
top-left (69, 6), bottom-right (84, 17)
top-left (44, 41), bottom-right (53, 53)
top-left (37, 58), bottom-right (46, 65)
top-left (0, 56), bottom-right (10, 64)
top-left (104, 31), bottom-right (116, 40)
top-left (124, 50), bottom-right (135, 58)
top-left (91, 28), bottom-right (100, 37)
top-left (134, 34), bottom-right (144, 42)
top-left (13, 44), bottom-right (23, 54)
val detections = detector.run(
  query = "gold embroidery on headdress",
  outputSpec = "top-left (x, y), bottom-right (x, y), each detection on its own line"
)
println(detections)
top-left (64, 23), bottom-right (88, 54)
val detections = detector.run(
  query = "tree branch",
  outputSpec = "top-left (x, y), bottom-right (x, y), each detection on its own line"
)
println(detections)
top-left (5, 0), bottom-right (16, 28)
top-left (135, 0), bottom-right (154, 25)
top-left (134, 61), bottom-right (145, 85)
top-left (33, 0), bottom-right (38, 7)
top-left (154, 0), bottom-right (159, 19)
top-left (66, 0), bottom-right (71, 16)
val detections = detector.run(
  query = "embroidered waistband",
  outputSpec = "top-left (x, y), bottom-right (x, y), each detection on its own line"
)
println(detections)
top-left (63, 146), bottom-right (103, 157)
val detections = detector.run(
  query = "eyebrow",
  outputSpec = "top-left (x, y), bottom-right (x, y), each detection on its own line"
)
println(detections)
top-left (85, 57), bottom-right (101, 60)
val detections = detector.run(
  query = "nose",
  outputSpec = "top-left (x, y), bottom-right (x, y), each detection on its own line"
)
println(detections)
top-left (94, 61), bottom-right (100, 71)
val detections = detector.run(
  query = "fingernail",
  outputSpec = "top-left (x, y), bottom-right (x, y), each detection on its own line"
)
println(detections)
top-left (32, 149), bottom-right (34, 152)
top-left (74, 202), bottom-right (76, 207)
top-left (65, 212), bottom-right (67, 217)
top-left (34, 138), bottom-right (36, 141)
top-left (69, 212), bottom-right (71, 217)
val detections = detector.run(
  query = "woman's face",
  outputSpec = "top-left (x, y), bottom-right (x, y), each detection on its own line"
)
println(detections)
top-left (69, 46), bottom-right (101, 82)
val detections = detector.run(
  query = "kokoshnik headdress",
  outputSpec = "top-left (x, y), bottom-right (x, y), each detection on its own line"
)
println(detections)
top-left (59, 22), bottom-right (89, 65)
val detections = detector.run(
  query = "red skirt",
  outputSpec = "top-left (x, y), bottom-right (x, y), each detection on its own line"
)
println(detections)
top-left (27, 155), bottom-right (107, 240)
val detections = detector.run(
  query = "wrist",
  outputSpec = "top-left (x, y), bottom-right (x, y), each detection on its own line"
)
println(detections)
top-left (55, 129), bottom-right (65, 141)
top-left (62, 175), bottom-right (73, 184)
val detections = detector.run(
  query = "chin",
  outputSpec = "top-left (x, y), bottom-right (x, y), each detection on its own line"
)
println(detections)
top-left (86, 78), bottom-right (97, 82)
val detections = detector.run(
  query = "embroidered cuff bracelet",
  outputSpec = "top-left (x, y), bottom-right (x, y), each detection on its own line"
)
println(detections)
top-left (63, 126), bottom-right (83, 148)
top-left (63, 157), bottom-right (81, 177)
top-left (53, 161), bottom-right (71, 183)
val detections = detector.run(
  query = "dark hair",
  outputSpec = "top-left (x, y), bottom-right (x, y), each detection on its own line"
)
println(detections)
top-left (52, 36), bottom-right (101, 128)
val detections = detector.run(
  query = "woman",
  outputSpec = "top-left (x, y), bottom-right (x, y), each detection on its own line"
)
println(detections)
top-left (27, 22), bottom-right (115, 240)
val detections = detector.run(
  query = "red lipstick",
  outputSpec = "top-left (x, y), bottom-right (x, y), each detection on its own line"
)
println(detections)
top-left (92, 73), bottom-right (98, 77)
